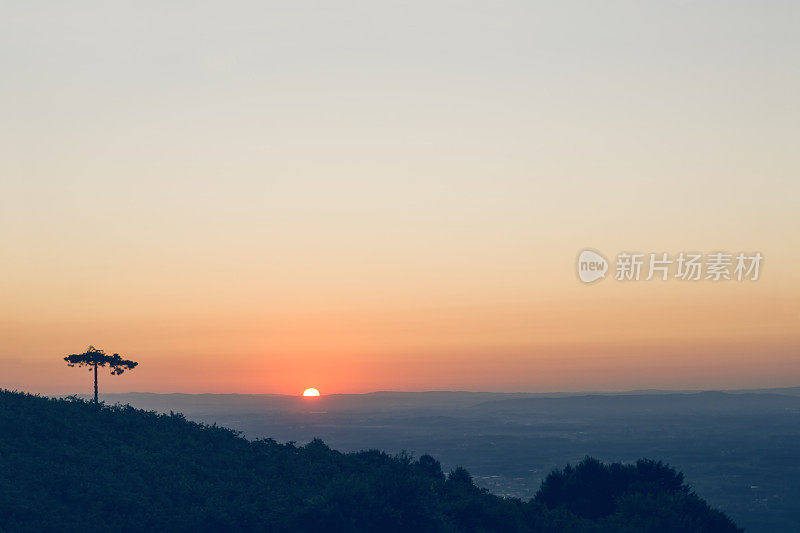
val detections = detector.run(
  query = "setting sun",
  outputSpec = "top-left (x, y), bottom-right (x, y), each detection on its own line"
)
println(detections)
top-left (302, 388), bottom-right (320, 397)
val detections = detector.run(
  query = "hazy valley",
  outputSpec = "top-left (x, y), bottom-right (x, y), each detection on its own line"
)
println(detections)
top-left (89, 389), bottom-right (800, 532)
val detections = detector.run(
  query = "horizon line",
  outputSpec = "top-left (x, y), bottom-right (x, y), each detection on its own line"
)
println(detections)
top-left (39, 384), bottom-right (800, 398)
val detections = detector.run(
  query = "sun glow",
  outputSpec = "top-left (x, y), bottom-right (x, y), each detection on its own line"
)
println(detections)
top-left (302, 388), bottom-right (320, 397)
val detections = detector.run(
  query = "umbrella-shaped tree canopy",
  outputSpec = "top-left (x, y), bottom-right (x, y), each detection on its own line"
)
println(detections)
top-left (64, 346), bottom-right (138, 402)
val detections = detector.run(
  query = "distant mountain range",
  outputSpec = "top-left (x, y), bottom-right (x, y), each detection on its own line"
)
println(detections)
top-left (71, 386), bottom-right (800, 415)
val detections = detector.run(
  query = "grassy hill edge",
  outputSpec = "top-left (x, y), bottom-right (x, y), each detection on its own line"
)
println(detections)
top-left (0, 390), bottom-right (741, 532)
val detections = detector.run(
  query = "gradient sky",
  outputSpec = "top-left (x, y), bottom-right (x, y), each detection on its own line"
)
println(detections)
top-left (2, 1), bottom-right (799, 395)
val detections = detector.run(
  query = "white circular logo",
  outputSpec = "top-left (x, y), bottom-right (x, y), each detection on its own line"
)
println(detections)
top-left (577, 250), bottom-right (608, 283)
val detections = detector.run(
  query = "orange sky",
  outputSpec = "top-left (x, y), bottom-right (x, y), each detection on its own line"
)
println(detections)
top-left (1, 2), bottom-right (799, 395)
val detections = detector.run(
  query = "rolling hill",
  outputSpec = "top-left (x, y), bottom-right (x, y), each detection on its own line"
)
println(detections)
top-left (0, 389), bottom-right (740, 532)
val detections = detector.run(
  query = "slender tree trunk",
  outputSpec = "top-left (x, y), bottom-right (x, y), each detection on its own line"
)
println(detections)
top-left (94, 362), bottom-right (98, 404)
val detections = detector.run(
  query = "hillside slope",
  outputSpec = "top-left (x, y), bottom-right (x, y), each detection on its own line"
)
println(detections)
top-left (0, 390), bottom-right (740, 532)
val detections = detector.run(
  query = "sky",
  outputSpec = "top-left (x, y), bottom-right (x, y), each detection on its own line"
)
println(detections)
top-left (1, 1), bottom-right (799, 395)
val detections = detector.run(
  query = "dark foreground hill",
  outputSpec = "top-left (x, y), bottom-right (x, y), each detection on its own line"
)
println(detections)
top-left (0, 390), bottom-right (740, 532)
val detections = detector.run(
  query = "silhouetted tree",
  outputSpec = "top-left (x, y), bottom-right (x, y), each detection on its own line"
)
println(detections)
top-left (416, 454), bottom-right (444, 480)
top-left (447, 466), bottom-right (474, 486)
top-left (63, 346), bottom-right (138, 403)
